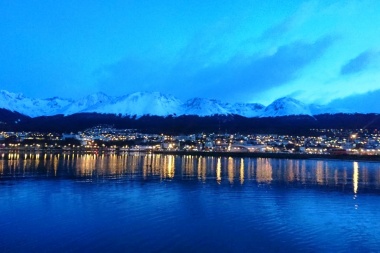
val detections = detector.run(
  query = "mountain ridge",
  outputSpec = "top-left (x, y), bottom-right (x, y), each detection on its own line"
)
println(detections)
top-left (0, 90), bottom-right (342, 118)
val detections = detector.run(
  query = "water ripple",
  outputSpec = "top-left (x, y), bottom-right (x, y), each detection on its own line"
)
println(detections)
top-left (1, 155), bottom-right (380, 252)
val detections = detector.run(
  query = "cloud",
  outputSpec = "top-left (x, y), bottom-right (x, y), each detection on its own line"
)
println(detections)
top-left (259, 1), bottom-right (318, 41)
top-left (327, 89), bottom-right (380, 113)
top-left (95, 57), bottom-right (169, 95)
top-left (259, 18), bottom-right (293, 42)
top-left (340, 50), bottom-right (380, 75)
top-left (95, 35), bottom-right (336, 103)
top-left (168, 35), bottom-right (336, 101)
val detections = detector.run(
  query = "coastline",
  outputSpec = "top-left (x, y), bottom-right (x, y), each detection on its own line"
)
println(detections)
top-left (152, 150), bottom-right (380, 162)
top-left (2, 148), bottom-right (380, 162)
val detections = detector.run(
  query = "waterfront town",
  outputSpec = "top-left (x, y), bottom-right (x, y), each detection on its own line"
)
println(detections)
top-left (1, 125), bottom-right (380, 156)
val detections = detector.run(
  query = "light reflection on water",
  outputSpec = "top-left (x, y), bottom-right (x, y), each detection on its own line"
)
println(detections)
top-left (1, 153), bottom-right (380, 252)
top-left (1, 153), bottom-right (380, 193)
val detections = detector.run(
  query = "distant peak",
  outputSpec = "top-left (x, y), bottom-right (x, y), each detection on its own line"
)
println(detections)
top-left (125, 91), bottom-right (180, 101)
top-left (0, 89), bottom-right (350, 118)
top-left (86, 92), bottom-right (110, 99)
top-left (186, 97), bottom-right (222, 103)
top-left (272, 97), bottom-right (301, 103)
top-left (0, 90), bottom-right (25, 99)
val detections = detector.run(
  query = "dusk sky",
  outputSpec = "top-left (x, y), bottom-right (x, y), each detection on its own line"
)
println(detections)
top-left (1, 0), bottom-right (380, 109)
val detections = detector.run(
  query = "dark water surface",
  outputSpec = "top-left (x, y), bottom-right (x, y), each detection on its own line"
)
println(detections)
top-left (1, 153), bottom-right (380, 252)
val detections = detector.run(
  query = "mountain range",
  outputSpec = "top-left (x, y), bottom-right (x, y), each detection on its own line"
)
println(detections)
top-left (0, 90), bottom-right (342, 118)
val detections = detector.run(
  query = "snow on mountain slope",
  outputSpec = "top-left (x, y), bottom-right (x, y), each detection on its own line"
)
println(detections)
top-left (61, 92), bottom-right (112, 115)
top-left (182, 98), bottom-right (230, 116)
top-left (0, 90), bottom-right (72, 117)
top-left (0, 89), bottom-right (352, 118)
top-left (37, 97), bottom-right (74, 116)
top-left (0, 90), bottom-right (28, 113)
top-left (261, 97), bottom-right (312, 117)
top-left (83, 92), bottom-right (182, 117)
top-left (309, 104), bottom-right (343, 115)
top-left (224, 103), bottom-right (265, 117)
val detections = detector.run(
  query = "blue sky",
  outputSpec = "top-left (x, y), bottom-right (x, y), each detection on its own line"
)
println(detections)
top-left (1, 0), bottom-right (380, 110)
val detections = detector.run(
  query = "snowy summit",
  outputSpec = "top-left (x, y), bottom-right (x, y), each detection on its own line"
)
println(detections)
top-left (0, 90), bottom-right (343, 118)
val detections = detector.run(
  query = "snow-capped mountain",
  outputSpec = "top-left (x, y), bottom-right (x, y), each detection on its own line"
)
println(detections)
top-left (0, 90), bottom-right (73, 117)
top-left (61, 92), bottom-right (112, 116)
top-left (309, 103), bottom-right (342, 115)
top-left (262, 97), bottom-right (312, 117)
top-left (83, 92), bottom-right (182, 116)
top-left (182, 98), bottom-right (230, 116)
top-left (224, 102), bottom-right (265, 117)
top-left (0, 89), bottom-right (343, 118)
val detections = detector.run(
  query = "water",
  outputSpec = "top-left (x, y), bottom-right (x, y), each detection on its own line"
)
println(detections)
top-left (1, 153), bottom-right (380, 252)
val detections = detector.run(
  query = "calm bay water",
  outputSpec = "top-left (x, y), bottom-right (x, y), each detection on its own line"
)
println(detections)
top-left (1, 153), bottom-right (380, 252)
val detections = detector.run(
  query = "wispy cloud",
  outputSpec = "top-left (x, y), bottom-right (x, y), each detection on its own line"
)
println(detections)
top-left (259, 1), bottom-right (318, 41)
top-left (327, 88), bottom-right (380, 113)
top-left (340, 50), bottom-right (380, 75)
top-left (96, 35), bottom-right (336, 102)
top-left (169, 35), bottom-right (336, 101)
top-left (95, 57), bottom-right (170, 95)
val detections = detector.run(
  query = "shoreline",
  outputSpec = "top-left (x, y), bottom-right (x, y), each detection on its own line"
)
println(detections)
top-left (152, 150), bottom-right (380, 162)
top-left (2, 148), bottom-right (380, 162)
